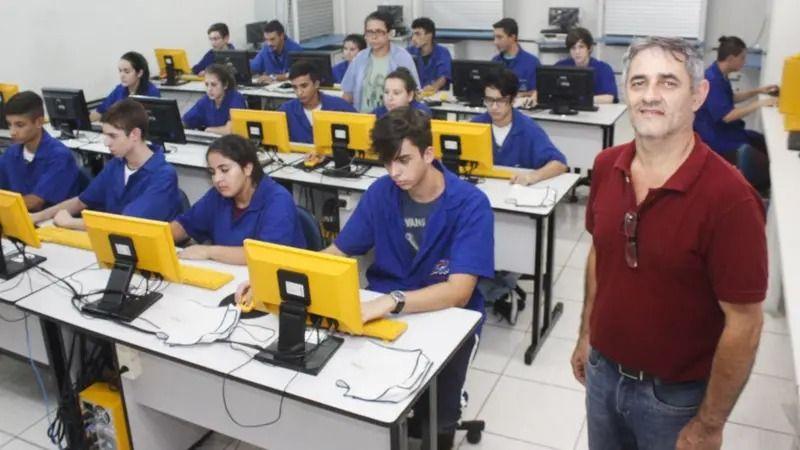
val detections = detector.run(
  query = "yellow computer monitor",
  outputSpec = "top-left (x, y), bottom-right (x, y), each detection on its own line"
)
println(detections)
top-left (312, 110), bottom-right (376, 159)
top-left (230, 108), bottom-right (291, 152)
top-left (431, 119), bottom-right (511, 179)
top-left (0, 190), bottom-right (46, 279)
top-left (154, 48), bottom-right (193, 77)
top-left (0, 83), bottom-right (19, 103)
top-left (779, 53), bottom-right (800, 131)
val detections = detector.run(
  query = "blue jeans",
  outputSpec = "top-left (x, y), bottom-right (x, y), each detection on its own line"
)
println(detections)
top-left (585, 348), bottom-right (708, 450)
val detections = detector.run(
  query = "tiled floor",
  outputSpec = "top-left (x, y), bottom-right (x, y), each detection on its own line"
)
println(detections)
top-left (1, 113), bottom-right (798, 449)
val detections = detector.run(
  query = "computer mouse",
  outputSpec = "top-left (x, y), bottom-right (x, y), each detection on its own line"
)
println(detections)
top-left (768, 86), bottom-right (780, 97)
top-left (279, 82), bottom-right (292, 89)
top-left (219, 292), bottom-right (267, 319)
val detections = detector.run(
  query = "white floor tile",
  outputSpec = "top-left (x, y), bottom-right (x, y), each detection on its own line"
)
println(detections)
top-left (0, 384), bottom-right (48, 436)
top-left (565, 241), bottom-right (591, 270)
top-left (553, 267), bottom-right (585, 303)
top-left (574, 419), bottom-right (588, 450)
top-left (504, 336), bottom-right (584, 392)
top-left (763, 312), bottom-right (790, 335)
top-left (0, 430), bottom-right (13, 447)
top-left (753, 332), bottom-right (795, 380)
top-left (549, 299), bottom-right (582, 341)
top-left (483, 292), bottom-right (534, 334)
top-left (471, 327), bottom-right (526, 374)
top-left (554, 238), bottom-right (579, 268)
top-left (730, 373), bottom-right (797, 435)
top-left (458, 431), bottom-right (554, 449)
top-left (16, 417), bottom-right (56, 449)
top-left (0, 438), bottom-right (45, 449)
top-left (480, 377), bottom-right (585, 449)
top-left (462, 369), bottom-right (500, 421)
top-left (554, 208), bottom-right (587, 242)
top-left (721, 422), bottom-right (797, 450)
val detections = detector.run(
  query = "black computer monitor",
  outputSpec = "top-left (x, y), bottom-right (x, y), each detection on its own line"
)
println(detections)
top-left (0, 92), bottom-right (7, 131)
top-left (536, 65), bottom-right (597, 115)
top-left (41, 88), bottom-right (92, 139)
top-left (130, 96), bottom-right (186, 146)
top-left (452, 60), bottom-right (503, 107)
top-left (214, 50), bottom-right (254, 86)
top-left (377, 5), bottom-right (405, 35)
top-left (288, 51), bottom-right (335, 87)
top-left (246, 21), bottom-right (268, 49)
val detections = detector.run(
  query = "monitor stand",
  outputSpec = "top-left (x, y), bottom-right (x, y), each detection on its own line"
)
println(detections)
top-left (550, 103), bottom-right (578, 115)
top-left (0, 237), bottom-right (46, 281)
top-left (56, 122), bottom-right (79, 140)
top-left (163, 62), bottom-right (188, 87)
top-left (322, 143), bottom-right (367, 178)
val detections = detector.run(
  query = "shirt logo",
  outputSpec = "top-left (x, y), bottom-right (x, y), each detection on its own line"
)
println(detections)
top-left (430, 259), bottom-right (450, 278)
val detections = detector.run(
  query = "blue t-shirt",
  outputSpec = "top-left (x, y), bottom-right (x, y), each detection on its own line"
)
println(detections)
top-left (277, 93), bottom-right (356, 144)
top-left (182, 90), bottom-right (247, 130)
top-left (249, 38), bottom-right (303, 75)
top-left (407, 44), bottom-right (453, 90)
top-left (332, 60), bottom-right (349, 84)
top-left (192, 43), bottom-right (235, 75)
top-left (79, 148), bottom-right (181, 221)
top-left (555, 57), bottom-right (618, 102)
top-left (472, 109), bottom-right (567, 169)
top-left (176, 176), bottom-right (306, 248)
top-left (0, 131), bottom-right (80, 206)
top-left (334, 160), bottom-right (494, 333)
top-left (372, 100), bottom-right (432, 118)
top-left (492, 47), bottom-right (541, 92)
top-left (693, 62), bottom-right (748, 155)
top-left (97, 82), bottom-right (161, 114)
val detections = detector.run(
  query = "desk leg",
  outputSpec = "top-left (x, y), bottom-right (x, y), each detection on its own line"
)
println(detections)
top-left (525, 218), bottom-right (544, 364)
top-left (421, 377), bottom-right (438, 450)
top-left (391, 417), bottom-right (409, 450)
top-left (542, 212), bottom-right (563, 335)
top-left (602, 124), bottom-right (615, 148)
top-left (40, 318), bottom-right (84, 448)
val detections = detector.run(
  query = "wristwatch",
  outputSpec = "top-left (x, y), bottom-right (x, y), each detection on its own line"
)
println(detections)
top-left (390, 290), bottom-right (406, 314)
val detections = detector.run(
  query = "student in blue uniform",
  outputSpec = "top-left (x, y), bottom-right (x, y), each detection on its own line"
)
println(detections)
top-left (407, 17), bottom-right (452, 93)
top-left (694, 35), bottom-right (778, 164)
top-left (90, 51), bottom-right (160, 122)
top-left (182, 64), bottom-right (247, 135)
top-left (31, 99), bottom-right (181, 230)
top-left (278, 61), bottom-right (356, 144)
top-left (472, 69), bottom-right (567, 184)
top-left (555, 27), bottom-right (618, 104)
top-left (171, 135), bottom-right (306, 265)
top-left (372, 67), bottom-right (432, 117)
top-left (491, 18), bottom-right (540, 97)
top-left (332, 34), bottom-right (366, 84)
top-left (249, 20), bottom-right (303, 84)
top-left (192, 23), bottom-right (235, 76)
top-left (236, 107), bottom-right (494, 449)
top-left (0, 91), bottom-right (80, 211)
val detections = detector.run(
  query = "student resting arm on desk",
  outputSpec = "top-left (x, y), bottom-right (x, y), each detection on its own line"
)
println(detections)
top-left (0, 91), bottom-right (80, 212)
top-left (170, 135), bottom-right (306, 265)
top-left (471, 68), bottom-right (568, 185)
top-left (555, 27), bottom-right (618, 105)
top-left (182, 64), bottom-right (246, 135)
top-left (31, 99), bottom-right (181, 230)
top-left (249, 20), bottom-right (302, 85)
top-left (407, 17), bottom-right (452, 94)
top-left (237, 107), bottom-right (494, 449)
top-left (90, 51), bottom-right (160, 123)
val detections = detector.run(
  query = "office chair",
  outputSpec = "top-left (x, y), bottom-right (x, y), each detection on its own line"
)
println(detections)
top-left (296, 205), bottom-right (325, 251)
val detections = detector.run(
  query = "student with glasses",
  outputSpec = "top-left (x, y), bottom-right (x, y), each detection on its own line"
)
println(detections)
top-left (341, 10), bottom-right (420, 112)
top-left (574, 37), bottom-right (767, 450)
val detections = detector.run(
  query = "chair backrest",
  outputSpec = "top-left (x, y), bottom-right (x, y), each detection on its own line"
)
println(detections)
top-left (179, 189), bottom-right (191, 215)
top-left (295, 205), bottom-right (324, 251)
top-left (77, 165), bottom-right (93, 192)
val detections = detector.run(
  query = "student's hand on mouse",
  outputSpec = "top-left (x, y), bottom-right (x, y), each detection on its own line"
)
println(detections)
top-left (361, 295), bottom-right (395, 323)
top-left (255, 74), bottom-right (273, 85)
top-left (234, 281), bottom-right (254, 312)
top-left (514, 96), bottom-right (537, 110)
top-left (178, 245), bottom-right (210, 260)
top-left (53, 209), bottom-right (78, 228)
top-left (760, 84), bottom-right (779, 95)
top-left (510, 171), bottom-right (539, 186)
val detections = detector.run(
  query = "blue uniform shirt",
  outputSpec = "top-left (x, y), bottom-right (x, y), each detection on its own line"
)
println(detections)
top-left (492, 47), bottom-right (541, 92)
top-left (0, 131), bottom-right (80, 206)
top-left (555, 57), bottom-right (618, 102)
top-left (693, 62), bottom-right (748, 155)
top-left (182, 90), bottom-right (247, 130)
top-left (192, 43), bottom-right (235, 75)
top-left (79, 148), bottom-right (181, 221)
top-left (249, 38), bottom-right (303, 75)
top-left (332, 60), bottom-right (349, 84)
top-left (278, 93), bottom-right (356, 143)
top-left (97, 82), bottom-right (161, 114)
top-left (407, 44), bottom-right (452, 90)
top-left (472, 109), bottom-right (567, 168)
top-left (372, 100), bottom-right (432, 118)
top-left (176, 176), bottom-right (306, 248)
top-left (334, 161), bottom-right (494, 332)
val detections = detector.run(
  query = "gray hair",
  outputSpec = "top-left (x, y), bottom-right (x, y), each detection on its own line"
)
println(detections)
top-left (622, 36), bottom-right (705, 90)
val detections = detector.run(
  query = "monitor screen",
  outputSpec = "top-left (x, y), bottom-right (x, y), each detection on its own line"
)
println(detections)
top-left (0, 190), bottom-right (46, 279)
top-left (451, 60), bottom-right (503, 107)
top-left (41, 88), bottom-right (92, 137)
top-left (536, 65), bottom-right (595, 114)
top-left (287, 51), bottom-right (335, 87)
top-left (130, 96), bottom-right (186, 145)
top-left (246, 21), bottom-right (269, 47)
top-left (0, 84), bottom-right (18, 130)
top-left (214, 50), bottom-right (253, 85)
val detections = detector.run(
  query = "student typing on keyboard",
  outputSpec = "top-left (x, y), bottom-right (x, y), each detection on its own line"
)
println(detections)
top-left (235, 108), bottom-right (494, 450)
top-left (30, 99), bottom-right (181, 229)
top-left (169, 134), bottom-right (306, 264)
top-left (181, 64), bottom-right (246, 136)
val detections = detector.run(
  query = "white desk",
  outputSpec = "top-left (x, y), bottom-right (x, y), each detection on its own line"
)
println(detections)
top-left (17, 255), bottom-right (480, 450)
top-left (762, 108), bottom-right (800, 398)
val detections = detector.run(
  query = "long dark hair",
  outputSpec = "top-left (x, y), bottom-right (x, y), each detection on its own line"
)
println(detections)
top-left (206, 134), bottom-right (263, 185)
top-left (121, 51), bottom-right (151, 95)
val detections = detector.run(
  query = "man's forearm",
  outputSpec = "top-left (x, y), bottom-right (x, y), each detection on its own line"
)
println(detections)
top-left (579, 245), bottom-right (597, 339)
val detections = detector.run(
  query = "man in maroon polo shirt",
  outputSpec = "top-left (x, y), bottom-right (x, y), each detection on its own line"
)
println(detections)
top-left (570, 36), bottom-right (767, 450)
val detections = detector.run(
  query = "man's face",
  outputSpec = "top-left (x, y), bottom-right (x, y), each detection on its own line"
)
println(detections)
top-left (483, 86), bottom-right (513, 124)
top-left (102, 123), bottom-right (138, 158)
top-left (625, 47), bottom-right (708, 139)
top-left (365, 19), bottom-right (390, 51)
top-left (493, 28), bottom-right (514, 53)
top-left (570, 40), bottom-right (591, 67)
top-left (208, 31), bottom-right (228, 51)
top-left (7, 114), bottom-right (42, 145)
top-left (384, 139), bottom-right (434, 191)
top-left (411, 28), bottom-right (431, 48)
top-left (342, 41), bottom-right (360, 62)
top-left (290, 74), bottom-right (320, 107)
top-left (728, 51), bottom-right (747, 72)
top-left (264, 31), bottom-right (285, 53)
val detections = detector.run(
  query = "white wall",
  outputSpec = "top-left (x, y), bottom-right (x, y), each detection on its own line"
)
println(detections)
top-left (761, 0), bottom-right (799, 85)
top-left (0, 0), bottom-right (261, 101)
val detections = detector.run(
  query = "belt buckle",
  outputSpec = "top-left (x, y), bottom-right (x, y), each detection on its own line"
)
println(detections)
top-left (618, 365), bottom-right (645, 381)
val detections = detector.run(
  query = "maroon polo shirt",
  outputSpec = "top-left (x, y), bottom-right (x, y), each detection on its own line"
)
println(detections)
top-left (586, 135), bottom-right (767, 382)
